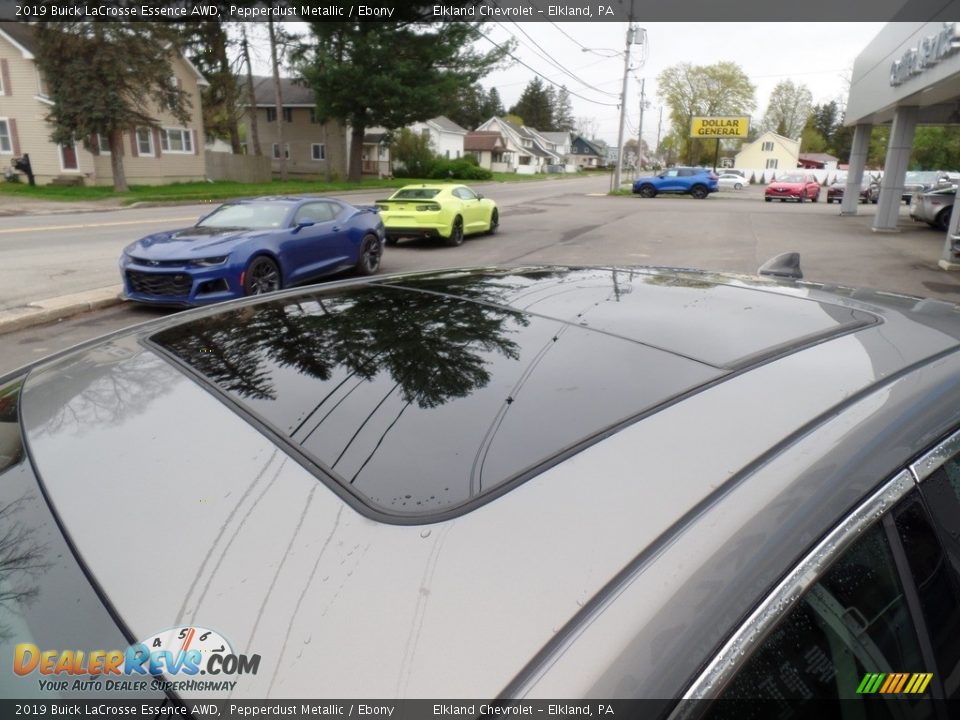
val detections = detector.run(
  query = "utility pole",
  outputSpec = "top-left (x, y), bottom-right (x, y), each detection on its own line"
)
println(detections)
top-left (637, 78), bottom-right (646, 172)
top-left (612, 22), bottom-right (634, 193)
top-left (656, 106), bottom-right (663, 158)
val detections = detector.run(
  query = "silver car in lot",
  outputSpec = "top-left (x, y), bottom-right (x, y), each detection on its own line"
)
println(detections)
top-left (910, 186), bottom-right (956, 230)
top-left (3, 264), bottom-right (960, 713)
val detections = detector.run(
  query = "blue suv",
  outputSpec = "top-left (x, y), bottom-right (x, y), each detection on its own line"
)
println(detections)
top-left (633, 167), bottom-right (719, 199)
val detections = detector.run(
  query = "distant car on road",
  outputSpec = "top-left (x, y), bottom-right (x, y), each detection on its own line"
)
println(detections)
top-left (375, 183), bottom-right (499, 247)
top-left (910, 186), bottom-right (956, 230)
top-left (632, 167), bottom-right (719, 199)
top-left (764, 173), bottom-right (821, 203)
top-left (120, 197), bottom-right (385, 307)
top-left (717, 173), bottom-right (749, 191)
top-left (826, 176), bottom-right (879, 204)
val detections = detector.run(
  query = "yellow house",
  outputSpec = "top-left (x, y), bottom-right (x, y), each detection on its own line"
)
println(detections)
top-left (0, 22), bottom-right (208, 186)
top-left (733, 130), bottom-right (799, 172)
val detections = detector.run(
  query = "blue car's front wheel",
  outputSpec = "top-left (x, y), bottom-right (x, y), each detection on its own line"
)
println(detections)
top-left (243, 256), bottom-right (282, 296)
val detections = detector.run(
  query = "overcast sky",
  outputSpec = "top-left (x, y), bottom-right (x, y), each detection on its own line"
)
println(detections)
top-left (257, 21), bottom-right (888, 146)
top-left (478, 22), bottom-right (888, 145)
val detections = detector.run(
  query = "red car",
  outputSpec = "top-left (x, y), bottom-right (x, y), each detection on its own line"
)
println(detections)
top-left (764, 172), bottom-right (822, 203)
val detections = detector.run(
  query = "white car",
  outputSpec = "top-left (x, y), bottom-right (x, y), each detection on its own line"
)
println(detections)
top-left (717, 172), bottom-right (749, 190)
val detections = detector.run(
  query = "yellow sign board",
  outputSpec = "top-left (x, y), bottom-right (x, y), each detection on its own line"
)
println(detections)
top-left (690, 116), bottom-right (750, 139)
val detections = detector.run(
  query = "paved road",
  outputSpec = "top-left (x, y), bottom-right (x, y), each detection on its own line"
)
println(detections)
top-left (0, 176), bottom-right (605, 311)
top-left (3, 179), bottom-right (960, 374)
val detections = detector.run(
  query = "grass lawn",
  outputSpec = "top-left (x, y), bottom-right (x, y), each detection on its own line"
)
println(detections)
top-left (0, 171), bottom-right (590, 205)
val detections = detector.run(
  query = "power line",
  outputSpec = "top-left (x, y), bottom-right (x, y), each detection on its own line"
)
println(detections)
top-left (505, 21), bottom-right (620, 99)
top-left (471, 26), bottom-right (621, 108)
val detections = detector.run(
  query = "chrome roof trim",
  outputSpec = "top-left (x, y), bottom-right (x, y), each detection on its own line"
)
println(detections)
top-left (674, 468), bottom-right (916, 711)
top-left (910, 427), bottom-right (960, 482)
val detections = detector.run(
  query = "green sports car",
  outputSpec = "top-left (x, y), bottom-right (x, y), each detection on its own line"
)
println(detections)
top-left (375, 183), bottom-right (499, 247)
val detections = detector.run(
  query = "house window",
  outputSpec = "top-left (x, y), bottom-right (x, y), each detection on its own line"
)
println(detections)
top-left (762, 141), bottom-right (774, 152)
top-left (136, 127), bottom-right (154, 156)
top-left (267, 108), bottom-right (292, 122)
top-left (272, 143), bottom-right (289, 159)
top-left (0, 119), bottom-right (11, 154)
top-left (160, 128), bottom-right (193, 154)
top-left (97, 134), bottom-right (111, 154)
top-left (309, 109), bottom-right (319, 124)
top-left (36, 70), bottom-right (49, 97)
top-left (766, 158), bottom-right (778, 169)
top-left (311, 143), bottom-right (325, 161)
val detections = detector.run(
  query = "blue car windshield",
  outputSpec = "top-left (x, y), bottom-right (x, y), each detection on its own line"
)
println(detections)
top-left (198, 203), bottom-right (292, 229)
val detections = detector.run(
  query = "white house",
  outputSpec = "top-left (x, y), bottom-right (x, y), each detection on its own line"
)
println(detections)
top-left (408, 116), bottom-right (467, 160)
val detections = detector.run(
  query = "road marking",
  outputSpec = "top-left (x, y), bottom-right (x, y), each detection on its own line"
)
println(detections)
top-left (0, 216), bottom-right (197, 235)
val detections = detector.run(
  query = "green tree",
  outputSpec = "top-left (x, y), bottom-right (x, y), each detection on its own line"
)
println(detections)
top-left (552, 86), bottom-right (575, 132)
top-left (296, 16), bottom-right (511, 182)
top-left (657, 62), bottom-right (756, 165)
top-left (390, 127), bottom-right (437, 177)
top-left (177, 21), bottom-right (242, 154)
top-left (811, 101), bottom-right (840, 145)
top-left (33, 22), bottom-right (192, 192)
top-left (509, 78), bottom-right (553, 129)
top-left (445, 83), bottom-right (489, 131)
top-left (483, 87), bottom-right (505, 119)
top-left (761, 80), bottom-right (813, 139)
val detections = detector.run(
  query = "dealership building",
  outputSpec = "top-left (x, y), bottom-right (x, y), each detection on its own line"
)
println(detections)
top-left (843, 21), bottom-right (960, 269)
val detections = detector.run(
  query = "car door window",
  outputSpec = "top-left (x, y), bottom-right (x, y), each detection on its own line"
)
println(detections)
top-left (915, 450), bottom-right (960, 697)
top-left (293, 202), bottom-right (335, 225)
top-left (666, 169), bottom-right (679, 178)
top-left (456, 187), bottom-right (478, 201)
top-left (704, 502), bottom-right (930, 719)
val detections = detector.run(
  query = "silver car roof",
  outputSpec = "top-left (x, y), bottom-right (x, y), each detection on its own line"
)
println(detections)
top-left (17, 265), bottom-right (960, 699)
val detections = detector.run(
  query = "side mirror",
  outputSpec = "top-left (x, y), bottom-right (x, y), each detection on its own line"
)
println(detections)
top-left (476, 193), bottom-right (484, 199)
top-left (292, 220), bottom-right (315, 234)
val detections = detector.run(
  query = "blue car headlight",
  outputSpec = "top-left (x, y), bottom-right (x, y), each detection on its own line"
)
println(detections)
top-left (188, 256), bottom-right (228, 268)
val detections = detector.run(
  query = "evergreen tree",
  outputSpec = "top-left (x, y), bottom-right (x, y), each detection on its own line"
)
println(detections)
top-left (178, 21), bottom-right (242, 153)
top-left (445, 83), bottom-right (488, 131)
top-left (297, 14), bottom-right (511, 182)
top-left (34, 22), bottom-right (192, 192)
top-left (483, 87), bottom-right (505, 118)
top-left (509, 78), bottom-right (554, 129)
top-left (552, 86), bottom-right (575, 132)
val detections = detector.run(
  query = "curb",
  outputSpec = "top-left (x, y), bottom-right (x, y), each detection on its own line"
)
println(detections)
top-left (0, 286), bottom-right (125, 337)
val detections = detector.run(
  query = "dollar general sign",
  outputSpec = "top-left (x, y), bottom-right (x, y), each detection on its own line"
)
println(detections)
top-left (690, 116), bottom-right (750, 139)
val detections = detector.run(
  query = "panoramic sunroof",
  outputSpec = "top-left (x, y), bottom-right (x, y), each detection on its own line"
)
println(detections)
top-left (150, 283), bottom-right (722, 519)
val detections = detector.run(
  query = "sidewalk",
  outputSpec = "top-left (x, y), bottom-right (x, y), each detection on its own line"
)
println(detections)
top-left (0, 285), bottom-right (124, 336)
top-left (0, 194), bottom-right (129, 216)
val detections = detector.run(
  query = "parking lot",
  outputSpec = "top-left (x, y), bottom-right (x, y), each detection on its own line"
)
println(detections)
top-left (1, 176), bottom-right (958, 374)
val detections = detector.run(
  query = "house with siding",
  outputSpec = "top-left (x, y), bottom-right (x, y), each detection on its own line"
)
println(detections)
top-left (569, 135), bottom-right (606, 169)
top-left (408, 116), bottom-right (467, 160)
top-left (0, 22), bottom-right (208, 186)
top-left (242, 75), bottom-right (348, 179)
top-left (476, 117), bottom-right (563, 173)
top-left (465, 131), bottom-right (509, 171)
top-left (734, 130), bottom-right (799, 173)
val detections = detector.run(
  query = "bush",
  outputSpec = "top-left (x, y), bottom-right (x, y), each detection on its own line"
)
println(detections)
top-left (428, 158), bottom-right (493, 181)
top-left (391, 128), bottom-right (436, 178)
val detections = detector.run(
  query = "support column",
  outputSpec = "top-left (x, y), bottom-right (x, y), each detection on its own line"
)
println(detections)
top-left (873, 106), bottom-right (918, 232)
top-left (840, 124), bottom-right (872, 215)
top-left (939, 193), bottom-right (960, 270)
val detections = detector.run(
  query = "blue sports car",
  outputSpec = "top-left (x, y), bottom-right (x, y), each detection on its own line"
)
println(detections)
top-left (120, 196), bottom-right (386, 306)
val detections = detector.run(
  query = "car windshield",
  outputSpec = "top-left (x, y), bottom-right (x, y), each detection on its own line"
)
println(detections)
top-left (906, 171), bottom-right (940, 184)
top-left (197, 202), bottom-right (291, 229)
top-left (779, 174), bottom-right (806, 182)
top-left (392, 188), bottom-right (441, 199)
